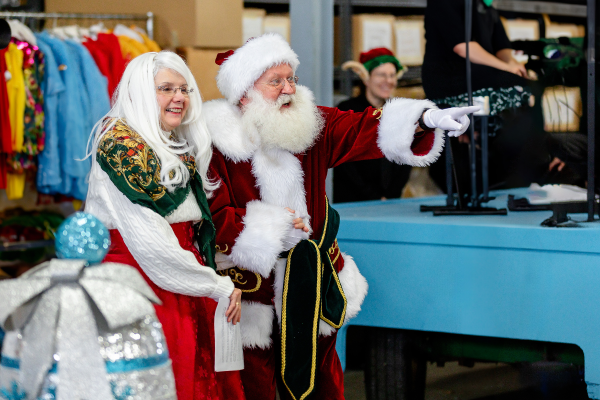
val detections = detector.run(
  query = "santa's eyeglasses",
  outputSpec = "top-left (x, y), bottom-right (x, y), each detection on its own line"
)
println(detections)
top-left (260, 76), bottom-right (299, 91)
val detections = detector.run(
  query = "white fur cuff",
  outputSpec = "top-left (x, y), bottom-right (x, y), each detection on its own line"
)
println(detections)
top-left (319, 253), bottom-right (369, 337)
top-left (240, 301), bottom-right (275, 349)
top-left (230, 200), bottom-right (293, 278)
top-left (377, 98), bottom-right (445, 167)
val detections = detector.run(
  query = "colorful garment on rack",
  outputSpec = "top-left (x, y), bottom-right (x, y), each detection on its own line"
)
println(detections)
top-left (83, 33), bottom-right (126, 99)
top-left (36, 32), bottom-right (89, 200)
top-left (117, 35), bottom-right (148, 61)
top-left (4, 42), bottom-right (25, 155)
top-left (35, 34), bottom-right (66, 193)
top-left (0, 48), bottom-right (12, 190)
top-left (65, 40), bottom-right (110, 137)
top-left (8, 40), bottom-right (45, 178)
top-left (135, 29), bottom-right (161, 53)
top-left (4, 42), bottom-right (26, 199)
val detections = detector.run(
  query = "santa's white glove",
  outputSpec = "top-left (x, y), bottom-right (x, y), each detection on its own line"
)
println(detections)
top-left (282, 212), bottom-right (310, 251)
top-left (423, 106), bottom-right (481, 137)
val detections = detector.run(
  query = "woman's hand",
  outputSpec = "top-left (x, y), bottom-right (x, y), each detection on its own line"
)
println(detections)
top-left (225, 288), bottom-right (242, 325)
top-left (503, 60), bottom-right (528, 78)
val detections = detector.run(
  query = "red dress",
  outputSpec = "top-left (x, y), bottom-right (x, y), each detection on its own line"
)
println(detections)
top-left (104, 221), bottom-right (246, 400)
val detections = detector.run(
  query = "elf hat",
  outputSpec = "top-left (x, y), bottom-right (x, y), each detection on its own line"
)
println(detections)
top-left (359, 47), bottom-right (403, 72)
top-left (215, 33), bottom-right (300, 105)
top-left (341, 47), bottom-right (405, 83)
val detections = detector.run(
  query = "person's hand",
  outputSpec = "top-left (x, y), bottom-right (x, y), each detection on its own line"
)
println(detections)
top-left (549, 157), bottom-right (566, 172)
top-left (282, 208), bottom-right (309, 251)
top-left (423, 106), bottom-right (481, 137)
top-left (504, 60), bottom-right (528, 78)
top-left (226, 288), bottom-right (242, 325)
top-left (284, 208), bottom-right (309, 233)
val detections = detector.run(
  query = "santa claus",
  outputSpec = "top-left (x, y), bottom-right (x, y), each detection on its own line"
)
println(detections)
top-left (205, 33), bottom-right (477, 400)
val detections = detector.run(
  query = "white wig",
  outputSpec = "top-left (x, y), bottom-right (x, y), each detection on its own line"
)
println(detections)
top-left (89, 51), bottom-right (217, 195)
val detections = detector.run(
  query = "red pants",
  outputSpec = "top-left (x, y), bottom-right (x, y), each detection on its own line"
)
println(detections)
top-left (105, 222), bottom-right (245, 400)
top-left (240, 328), bottom-right (345, 400)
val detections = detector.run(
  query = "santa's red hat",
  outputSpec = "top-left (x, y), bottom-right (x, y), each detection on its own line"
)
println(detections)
top-left (215, 33), bottom-right (300, 105)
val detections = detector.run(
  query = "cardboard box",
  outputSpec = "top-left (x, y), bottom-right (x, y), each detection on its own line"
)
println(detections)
top-left (542, 86), bottom-right (581, 132)
top-left (352, 14), bottom-right (395, 61)
top-left (394, 16), bottom-right (425, 66)
top-left (501, 17), bottom-right (540, 41)
top-left (393, 85), bottom-right (426, 99)
top-left (546, 23), bottom-right (585, 38)
top-left (46, 0), bottom-right (243, 49)
top-left (264, 14), bottom-right (290, 43)
top-left (243, 8), bottom-right (266, 43)
top-left (177, 47), bottom-right (231, 102)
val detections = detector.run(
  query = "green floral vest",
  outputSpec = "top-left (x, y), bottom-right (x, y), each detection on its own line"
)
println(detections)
top-left (96, 121), bottom-right (217, 270)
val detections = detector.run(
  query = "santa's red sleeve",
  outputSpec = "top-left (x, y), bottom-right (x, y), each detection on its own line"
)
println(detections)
top-left (208, 150), bottom-right (293, 278)
top-left (322, 98), bottom-right (445, 168)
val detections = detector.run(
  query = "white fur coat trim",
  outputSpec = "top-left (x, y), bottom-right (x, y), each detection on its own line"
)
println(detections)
top-left (204, 99), bottom-right (257, 163)
top-left (240, 301), bottom-right (275, 349)
top-left (377, 98), bottom-right (445, 167)
top-left (217, 33), bottom-right (300, 105)
top-left (273, 253), bottom-right (368, 338)
top-left (230, 200), bottom-right (294, 278)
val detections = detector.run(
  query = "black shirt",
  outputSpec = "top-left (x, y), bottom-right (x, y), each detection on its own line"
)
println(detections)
top-left (333, 94), bottom-right (412, 203)
top-left (422, 0), bottom-right (525, 100)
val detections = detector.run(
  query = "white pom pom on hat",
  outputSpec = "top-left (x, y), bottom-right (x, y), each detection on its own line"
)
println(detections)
top-left (215, 33), bottom-right (300, 105)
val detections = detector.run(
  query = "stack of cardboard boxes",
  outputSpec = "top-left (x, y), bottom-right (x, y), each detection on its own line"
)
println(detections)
top-left (243, 9), bottom-right (291, 43)
top-left (46, 0), bottom-right (244, 101)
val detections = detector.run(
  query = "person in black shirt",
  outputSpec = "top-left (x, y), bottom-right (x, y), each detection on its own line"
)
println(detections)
top-left (423, 0), bottom-right (564, 191)
top-left (334, 48), bottom-right (412, 203)
top-left (423, 0), bottom-right (530, 109)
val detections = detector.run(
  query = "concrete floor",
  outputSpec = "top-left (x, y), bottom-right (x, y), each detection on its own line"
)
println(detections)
top-left (344, 361), bottom-right (589, 400)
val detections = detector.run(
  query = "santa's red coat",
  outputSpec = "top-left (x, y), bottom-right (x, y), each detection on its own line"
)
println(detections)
top-left (205, 89), bottom-right (443, 400)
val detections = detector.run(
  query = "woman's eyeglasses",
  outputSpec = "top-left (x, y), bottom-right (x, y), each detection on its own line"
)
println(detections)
top-left (156, 85), bottom-right (195, 97)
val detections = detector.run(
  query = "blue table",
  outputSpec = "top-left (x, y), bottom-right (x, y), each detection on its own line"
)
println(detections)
top-left (333, 191), bottom-right (600, 398)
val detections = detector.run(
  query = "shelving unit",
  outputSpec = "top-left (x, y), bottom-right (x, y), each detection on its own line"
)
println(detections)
top-left (245, 0), bottom-right (588, 97)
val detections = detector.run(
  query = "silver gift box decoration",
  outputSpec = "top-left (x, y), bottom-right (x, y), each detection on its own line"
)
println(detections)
top-left (0, 259), bottom-right (177, 400)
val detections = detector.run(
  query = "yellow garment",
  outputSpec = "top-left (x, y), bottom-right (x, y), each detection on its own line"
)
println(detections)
top-left (6, 173), bottom-right (25, 200)
top-left (5, 43), bottom-right (25, 153)
top-left (117, 35), bottom-right (149, 61)
top-left (134, 28), bottom-right (161, 53)
top-left (5, 43), bottom-right (26, 200)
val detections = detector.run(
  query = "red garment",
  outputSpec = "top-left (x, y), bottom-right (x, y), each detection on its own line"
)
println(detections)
top-left (83, 33), bottom-right (126, 99)
top-left (206, 95), bottom-right (437, 399)
top-left (0, 47), bottom-right (12, 188)
top-left (241, 331), bottom-right (344, 400)
top-left (104, 222), bottom-right (245, 400)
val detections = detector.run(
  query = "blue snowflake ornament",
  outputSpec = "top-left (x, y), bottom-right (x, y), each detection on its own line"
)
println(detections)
top-left (55, 212), bottom-right (110, 265)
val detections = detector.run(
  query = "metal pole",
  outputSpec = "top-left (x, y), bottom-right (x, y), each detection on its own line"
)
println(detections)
top-left (481, 115), bottom-right (489, 200)
top-left (446, 132), bottom-right (454, 206)
top-left (340, 0), bottom-right (353, 98)
top-left (465, 0), bottom-right (477, 207)
top-left (588, 0), bottom-right (596, 221)
top-left (146, 12), bottom-right (154, 41)
top-left (0, 11), bottom-right (150, 21)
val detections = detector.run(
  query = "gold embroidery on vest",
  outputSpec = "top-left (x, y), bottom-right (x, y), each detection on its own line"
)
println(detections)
top-left (372, 108), bottom-right (383, 120)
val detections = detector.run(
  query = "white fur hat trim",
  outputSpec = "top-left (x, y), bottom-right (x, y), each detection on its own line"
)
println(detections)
top-left (216, 33), bottom-right (300, 105)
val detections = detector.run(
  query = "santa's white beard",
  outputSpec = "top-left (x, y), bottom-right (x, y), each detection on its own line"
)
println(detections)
top-left (241, 85), bottom-right (324, 153)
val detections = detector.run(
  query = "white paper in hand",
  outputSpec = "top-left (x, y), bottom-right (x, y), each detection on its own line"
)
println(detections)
top-left (214, 297), bottom-right (244, 372)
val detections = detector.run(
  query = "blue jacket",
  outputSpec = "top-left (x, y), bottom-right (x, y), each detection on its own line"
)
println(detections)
top-left (35, 34), bottom-right (65, 192)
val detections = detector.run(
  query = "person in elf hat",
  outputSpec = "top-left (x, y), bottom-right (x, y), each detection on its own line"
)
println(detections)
top-left (334, 47), bottom-right (412, 203)
top-left (204, 33), bottom-right (478, 400)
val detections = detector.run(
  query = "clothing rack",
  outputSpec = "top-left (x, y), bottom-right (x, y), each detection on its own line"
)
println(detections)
top-left (0, 11), bottom-right (154, 40)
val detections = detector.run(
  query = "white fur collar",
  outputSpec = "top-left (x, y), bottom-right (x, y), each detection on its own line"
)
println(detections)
top-left (204, 99), bottom-right (258, 162)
